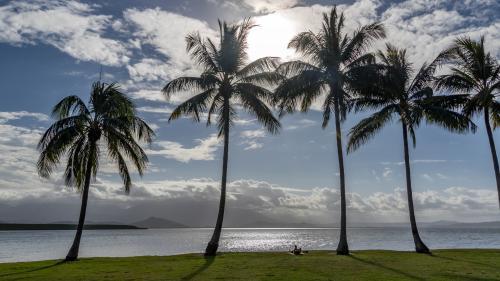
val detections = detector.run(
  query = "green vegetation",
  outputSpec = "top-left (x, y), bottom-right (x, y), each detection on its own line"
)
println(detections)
top-left (1, 250), bottom-right (499, 281)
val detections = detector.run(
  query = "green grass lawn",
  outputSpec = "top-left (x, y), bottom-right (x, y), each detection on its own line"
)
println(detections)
top-left (1, 250), bottom-right (499, 281)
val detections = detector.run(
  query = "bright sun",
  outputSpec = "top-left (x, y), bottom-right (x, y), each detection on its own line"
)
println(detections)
top-left (247, 14), bottom-right (297, 62)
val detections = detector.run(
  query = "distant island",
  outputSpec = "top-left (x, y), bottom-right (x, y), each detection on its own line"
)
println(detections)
top-left (2, 218), bottom-right (499, 230)
top-left (132, 217), bottom-right (188, 228)
top-left (0, 224), bottom-right (145, 231)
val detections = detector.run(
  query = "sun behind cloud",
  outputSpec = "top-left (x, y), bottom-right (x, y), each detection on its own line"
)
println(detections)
top-left (247, 13), bottom-right (297, 61)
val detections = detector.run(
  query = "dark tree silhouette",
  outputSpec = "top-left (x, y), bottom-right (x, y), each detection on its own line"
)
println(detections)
top-left (348, 44), bottom-right (476, 253)
top-left (163, 19), bottom-right (281, 256)
top-left (436, 36), bottom-right (500, 208)
top-left (274, 7), bottom-right (385, 255)
top-left (37, 82), bottom-right (154, 261)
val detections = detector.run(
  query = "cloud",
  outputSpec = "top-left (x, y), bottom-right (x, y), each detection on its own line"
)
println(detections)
top-left (127, 89), bottom-right (165, 102)
top-left (0, 111), bottom-right (49, 123)
top-left (146, 134), bottom-right (221, 162)
top-left (127, 58), bottom-right (187, 83)
top-left (2, 172), bottom-right (498, 225)
top-left (0, 0), bottom-right (130, 66)
top-left (381, 159), bottom-right (449, 165)
top-left (382, 167), bottom-right (392, 178)
top-left (239, 129), bottom-right (266, 150)
top-left (137, 106), bottom-right (172, 114)
top-left (379, 0), bottom-right (500, 66)
top-left (123, 7), bottom-right (217, 76)
top-left (285, 118), bottom-right (316, 130)
top-left (210, 0), bottom-right (300, 13)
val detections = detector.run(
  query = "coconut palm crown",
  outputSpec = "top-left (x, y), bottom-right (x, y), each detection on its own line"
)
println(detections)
top-left (347, 44), bottom-right (476, 253)
top-left (435, 36), bottom-right (500, 207)
top-left (37, 81), bottom-right (154, 261)
top-left (274, 6), bottom-right (386, 255)
top-left (163, 19), bottom-right (281, 256)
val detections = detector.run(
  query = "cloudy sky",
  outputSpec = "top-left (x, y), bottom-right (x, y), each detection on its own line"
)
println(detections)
top-left (0, 0), bottom-right (499, 226)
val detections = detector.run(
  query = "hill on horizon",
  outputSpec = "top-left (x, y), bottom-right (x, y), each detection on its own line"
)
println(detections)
top-left (132, 217), bottom-right (187, 228)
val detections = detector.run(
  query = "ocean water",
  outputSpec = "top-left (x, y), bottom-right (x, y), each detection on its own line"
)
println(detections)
top-left (1, 227), bottom-right (499, 262)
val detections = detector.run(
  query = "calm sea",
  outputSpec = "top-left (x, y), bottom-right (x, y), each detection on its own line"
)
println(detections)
top-left (1, 227), bottom-right (499, 263)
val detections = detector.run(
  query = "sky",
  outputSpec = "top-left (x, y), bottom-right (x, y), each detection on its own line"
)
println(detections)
top-left (0, 0), bottom-right (499, 226)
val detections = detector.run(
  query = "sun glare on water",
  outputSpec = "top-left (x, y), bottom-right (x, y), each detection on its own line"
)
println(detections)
top-left (247, 14), bottom-right (297, 61)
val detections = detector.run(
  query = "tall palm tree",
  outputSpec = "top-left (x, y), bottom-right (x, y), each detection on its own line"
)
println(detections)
top-left (163, 19), bottom-right (281, 256)
top-left (274, 7), bottom-right (385, 255)
top-left (37, 81), bottom-right (154, 261)
top-left (435, 36), bottom-right (500, 208)
top-left (347, 44), bottom-right (476, 253)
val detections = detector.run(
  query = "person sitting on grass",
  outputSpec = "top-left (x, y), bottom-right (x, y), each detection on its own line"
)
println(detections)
top-left (292, 245), bottom-right (302, 255)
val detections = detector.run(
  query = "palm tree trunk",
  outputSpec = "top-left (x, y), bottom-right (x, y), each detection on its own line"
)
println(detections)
top-left (484, 108), bottom-right (500, 208)
top-left (205, 100), bottom-right (230, 256)
top-left (65, 149), bottom-right (94, 261)
top-left (402, 122), bottom-right (430, 254)
top-left (334, 101), bottom-right (349, 255)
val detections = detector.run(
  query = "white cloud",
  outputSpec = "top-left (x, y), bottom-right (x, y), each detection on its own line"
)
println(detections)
top-left (127, 58), bottom-right (185, 83)
top-left (382, 167), bottom-right (392, 178)
top-left (147, 134), bottom-right (221, 162)
top-left (421, 173), bottom-right (433, 181)
top-left (127, 89), bottom-right (165, 102)
top-left (0, 111), bottom-right (49, 123)
top-left (382, 159), bottom-right (449, 165)
top-left (123, 8), bottom-right (216, 74)
top-left (212, 0), bottom-right (299, 13)
top-left (137, 106), bottom-right (172, 114)
top-left (240, 129), bottom-right (266, 139)
top-left (285, 118), bottom-right (316, 130)
top-left (243, 0), bottom-right (299, 12)
top-left (239, 129), bottom-right (266, 150)
top-left (0, 0), bottom-right (130, 66)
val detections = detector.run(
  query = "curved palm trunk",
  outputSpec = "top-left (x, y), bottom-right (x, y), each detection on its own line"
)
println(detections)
top-left (65, 147), bottom-right (94, 261)
top-left (402, 122), bottom-right (430, 254)
top-left (484, 108), bottom-right (500, 208)
top-left (334, 102), bottom-right (349, 255)
top-left (205, 100), bottom-right (230, 256)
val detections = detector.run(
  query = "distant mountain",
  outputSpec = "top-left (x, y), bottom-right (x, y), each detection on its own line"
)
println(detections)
top-left (0, 223), bottom-right (144, 231)
top-left (439, 221), bottom-right (500, 229)
top-left (132, 217), bottom-right (188, 228)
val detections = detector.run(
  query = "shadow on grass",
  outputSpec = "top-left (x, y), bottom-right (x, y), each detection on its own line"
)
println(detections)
top-left (181, 256), bottom-right (215, 281)
top-left (431, 254), bottom-right (498, 270)
top-left (349, 255), bottom-right (425, 281)
top-left (440, 274), bottom-right (500, 281)
top-left (0, 260), bottom-right (66, 278)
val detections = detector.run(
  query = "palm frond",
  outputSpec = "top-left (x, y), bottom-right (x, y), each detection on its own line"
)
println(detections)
top-left (347, 105), bottom-right (396, 152)
top-left (341, 22), bottom-right (385, 64)
top-left (275, 70), bottom-right (326, 115)
top-left (186, 32), bottom-right (219, 71)
top-left (237, 57), bottom-right (280, 78)
top-left (52, 95), bottom-right (89, 119)
top-left (276, 60), bottom-right (321, 77)
top-left (168, 88), bottom-right (217, 122)
top-left (288, 31), bottom-right (322, 62)
top-left (236, 89), bottom-right (281, 134)
top-left (162, 75), bottom-right (218, 100)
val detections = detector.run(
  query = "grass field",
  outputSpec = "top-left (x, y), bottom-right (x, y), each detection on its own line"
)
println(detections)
top-left (0, 250), bottom-right (499, 280)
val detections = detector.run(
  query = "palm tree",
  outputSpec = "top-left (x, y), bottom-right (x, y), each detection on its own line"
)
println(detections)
top-left (435, 36), bottom-right (500, 208)
top-left (37, 81), bottom-right (154, 261)
top-left (347, 44), bottom-right (476, 253)
top-left (274, 7), bottom-right (385, 255)
top-left (163, 19), bottom-right (281, 256)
